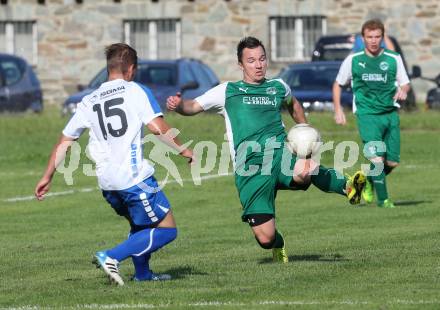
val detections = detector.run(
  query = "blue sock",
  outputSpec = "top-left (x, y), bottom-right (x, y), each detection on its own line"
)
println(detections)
top-left (131, 253), bottom-right (152, 280)
top-left (106, 227), bottom-right (177, 263)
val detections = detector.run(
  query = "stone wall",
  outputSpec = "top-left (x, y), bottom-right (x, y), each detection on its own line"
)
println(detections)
top-left (1, 0), bottom-right (439, 105)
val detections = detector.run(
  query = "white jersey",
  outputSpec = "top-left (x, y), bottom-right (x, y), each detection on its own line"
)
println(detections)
top-left (63, 79), bottom-right (162, 190)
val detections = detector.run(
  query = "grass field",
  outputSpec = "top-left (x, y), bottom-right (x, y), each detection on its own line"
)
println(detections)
top-left (0, 107), bottom-right (439, 309)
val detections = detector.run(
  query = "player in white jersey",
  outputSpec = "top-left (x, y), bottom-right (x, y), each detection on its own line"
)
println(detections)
top-left (35, 43), bottom-right (193, 285)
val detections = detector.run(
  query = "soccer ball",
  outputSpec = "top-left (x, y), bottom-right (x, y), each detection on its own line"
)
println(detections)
top-left (286, 124), bottom-right (321, 158)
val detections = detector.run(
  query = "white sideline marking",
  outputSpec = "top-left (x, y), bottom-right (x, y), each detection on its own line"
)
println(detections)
top-left (4, 162), bottom-right (437, 203)
top-left (0, 171), bottom-right (38, 176)
top-left (3, 173), bottom-right (233, 203)
top-left (3, 300), bottom-right (440, 309)
top-left (3, 188), bottom-right (94, 203)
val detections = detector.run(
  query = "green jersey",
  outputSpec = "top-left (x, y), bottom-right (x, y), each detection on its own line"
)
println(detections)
top-left (336, 49), bottom-right (409, 115)
top-left (195, 78), bottom-right (291, 167)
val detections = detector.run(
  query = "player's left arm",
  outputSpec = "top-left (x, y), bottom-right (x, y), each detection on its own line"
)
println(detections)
top-left (136, 84), bottom-right (193, 162)
top-left (279, 78), bottom-right (307, 124)
top-left (393, 55), bottom-right (411, 101)
top-left (147, 116), bottom-right (194, 163)
top-left (35, 135), bottom-right (76, 200)
top-left (285, 96), bottom-right (307, 124)
top-left (394, 83), bottom-right (410, 101)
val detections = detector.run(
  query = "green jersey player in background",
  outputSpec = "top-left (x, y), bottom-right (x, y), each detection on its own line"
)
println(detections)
top-left (167, 37), bottom-right (366, 263)
top-left (333, 19), bottom-right (410, 209)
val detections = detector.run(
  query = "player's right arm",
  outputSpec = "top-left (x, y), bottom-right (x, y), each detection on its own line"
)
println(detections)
top-left (167, 83), bottom-right (227, 116)
top-left (35, 135), bottom-right (76, 200)
top-left (35, 103), bottom-right (88, 201)
top-left (166, 92), bottom-right (204, 116)
top-left (333, 56), bottom-right (353, 125)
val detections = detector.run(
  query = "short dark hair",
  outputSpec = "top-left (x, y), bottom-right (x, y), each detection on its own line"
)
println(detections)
top-left (236, 36), bottom-right (266, 63)
top-left (361, 19), bottom-right (385, 37)
top-left (105, 43), bottom-right (138, 74)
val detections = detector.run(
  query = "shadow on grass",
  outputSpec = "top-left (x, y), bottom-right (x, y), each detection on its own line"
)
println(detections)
top-left (164, 265), bottom-right (208, 280)
top-left (394, 200), bottom-right (432, 207)
top-left (259, 253), bottom-right (348, 264)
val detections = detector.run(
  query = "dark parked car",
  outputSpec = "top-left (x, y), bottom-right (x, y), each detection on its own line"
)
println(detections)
top-left (0, 53), bottom-right (43, 113)
top-left (63, 58), bottom-right (219, 115)
top-left (279, 61), bottom-right (353, 111)
top-left (311, 35), bottom-right (356, 63)
top-left (311, 34), bottom-right (421, 110)
top-left (424, 73), bottom-right (440, 110)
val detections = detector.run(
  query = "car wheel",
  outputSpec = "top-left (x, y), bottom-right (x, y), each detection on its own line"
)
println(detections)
top-left (30, 100), bottom-right (43, 113)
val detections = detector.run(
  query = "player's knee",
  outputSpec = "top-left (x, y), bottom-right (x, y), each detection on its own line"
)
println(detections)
top-left (291, 176), bottom-right (312, 191)
top-left (296, 170), bottom-right (311, 182)
top-left (386, 161), bottom-right (399, 168)
top-left (256, 235), bottom-right (275, 249)
top-left (370, 156), bottom-right (384, 163)
top-left (246, 214), bottom-right (276, 248)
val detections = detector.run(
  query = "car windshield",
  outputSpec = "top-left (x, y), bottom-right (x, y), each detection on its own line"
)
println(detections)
top-left (136, 64), bottom-right (177, 86)
top-left (88, 64), bottom-right (177, 89)
top-left (89, 69), bottom-right (108, 89)
top-left (284, 65), bottom-right (339, 91)
top-left (319, 48), bottom-right (351, 61)
top-left (0, 57), bottom-right (25, 86)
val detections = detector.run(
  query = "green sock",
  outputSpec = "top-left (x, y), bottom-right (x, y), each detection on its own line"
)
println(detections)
top-left (273, 230), bottom-right (285, 248)
top-left (370, 163), bottom-right (388, 203)
top-left (311, 165), bottom-right (346, 196)
top-left (367, 175), bottom-right (374, 187)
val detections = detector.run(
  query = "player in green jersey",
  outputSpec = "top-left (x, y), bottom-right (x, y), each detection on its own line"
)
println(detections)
top-left (333, 19), bottom-right (410, 208)
top-left (167, 36), bottom-right (366, 263)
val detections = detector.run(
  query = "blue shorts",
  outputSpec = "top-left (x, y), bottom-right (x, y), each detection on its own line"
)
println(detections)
top-left (102, 176), bottom-right (171, 231)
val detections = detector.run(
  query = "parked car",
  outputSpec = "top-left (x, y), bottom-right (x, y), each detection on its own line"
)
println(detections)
top-left (62, 58), bottom-right (219, 115)
top-left (423, 73), bottom-right (440, 110)
top-left (0, 53), bottom-right (43, 113)
top-left (311, 35), bottom-right (355, 62)
top-left (311, 34), bottom-right (421, 110)
top-left (279, 61), bottom-right (353, 112)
